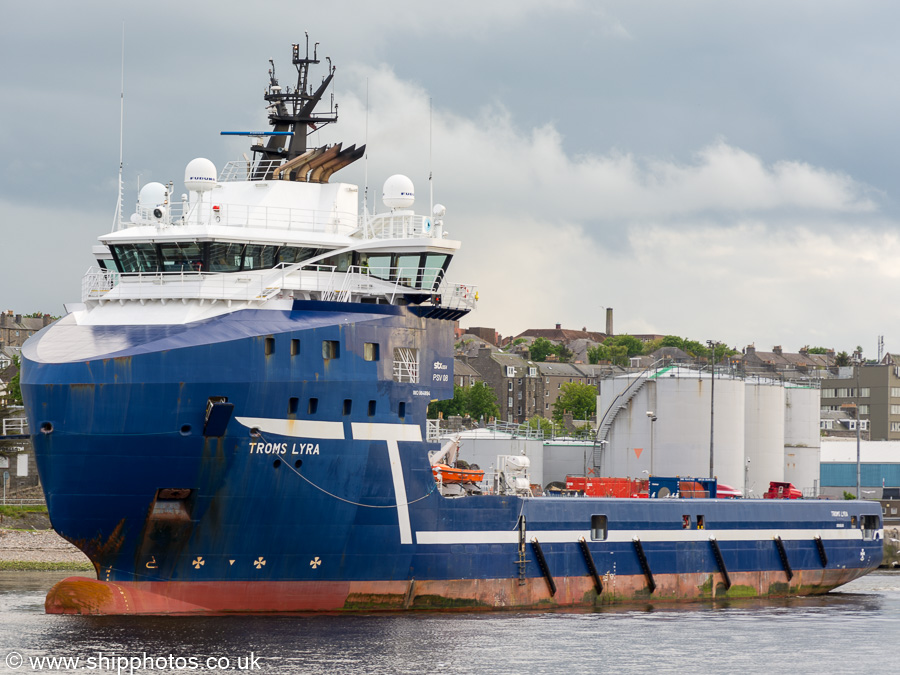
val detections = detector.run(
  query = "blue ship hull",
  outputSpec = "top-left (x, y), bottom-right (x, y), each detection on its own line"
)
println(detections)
top-left (21, 301), bottom-right (884, 614)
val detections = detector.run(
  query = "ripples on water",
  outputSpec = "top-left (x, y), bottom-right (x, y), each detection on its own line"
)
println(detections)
top-left (1, 571), bottom-right (897, 674)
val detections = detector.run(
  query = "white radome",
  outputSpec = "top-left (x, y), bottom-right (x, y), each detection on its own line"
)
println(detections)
top-left (382, 174), bottom-right (415, 209)
top-left (184, 158), bottom-right (218, 192)
top-left (138, 182), bottom-right (169, 208)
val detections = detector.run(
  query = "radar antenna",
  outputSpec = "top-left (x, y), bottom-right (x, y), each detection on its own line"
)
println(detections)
top-left (255, 35), bottom-right (338, 163)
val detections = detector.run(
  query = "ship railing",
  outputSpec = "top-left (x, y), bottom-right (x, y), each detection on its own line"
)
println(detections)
top-left (314, 266), bottom-right (477, 310)
top-left (362, 212), bottom-right (442, 240)
top-left (426, 419), bottom-right (441, 443)
top-left (81, 262), bottom-right (477, 311)
top-left (120, 201), bottom-right (356, 235)
top-left (219, 159), bottom-right (284, 182)
top-left (82, 265), bottom-right (340, 303)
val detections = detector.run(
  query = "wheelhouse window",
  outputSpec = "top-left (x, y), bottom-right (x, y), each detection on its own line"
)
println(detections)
top-left (159, 242), bottom-right (203, 272)
top-left (111, 244), bottom-right (158, 273)
top-left (421, 254), bottom-right (448, 291)
top-left (363, 254), bottom-right (392, 280)
top-left (277, 246), bottom-right (328, 265)
top-left (396, 254), bottom-right (420, 287)
top-left (242, 244), bottom-right (277, 271)
top-left (209, 243), bottom-right (244, 272)
top-left (319, 252), bottom-right (352, 272)
top-left (358, 252), bottom-right (452, 290)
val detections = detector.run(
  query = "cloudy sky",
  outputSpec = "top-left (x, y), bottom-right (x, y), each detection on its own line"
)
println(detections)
top-left (3, 2), bottom-right (900, 356)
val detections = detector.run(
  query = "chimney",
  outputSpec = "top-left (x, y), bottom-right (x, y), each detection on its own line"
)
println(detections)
top-left (745, 344), bottom-right (755, 355)
top-left (14, 314), bottom-right (21, 325)
top-left (605, 308), bottom-right (614, 336)
top-left (773, 345), bottom-right (783, 356)
top-left (42, 314), bottom-right (52, 327)
top-left (555, 323), bottom-right (561, 330)
top-left (799, 346), bottom-right (808, 355)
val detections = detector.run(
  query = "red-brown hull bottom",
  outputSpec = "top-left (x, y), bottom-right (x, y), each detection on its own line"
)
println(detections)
top-left (45, 567), bottom-right (871, 615)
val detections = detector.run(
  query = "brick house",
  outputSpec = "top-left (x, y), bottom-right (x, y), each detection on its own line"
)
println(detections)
top-left (470, 347), bottom-right (539, 423)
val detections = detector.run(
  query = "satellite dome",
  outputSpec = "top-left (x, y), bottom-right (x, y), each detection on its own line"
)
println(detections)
top-left (138, 182), bottom-right (168, 208)
top-left (184, 158), bottom-right (218, 192)
top-left (382, 174), bottom-right (415, 209)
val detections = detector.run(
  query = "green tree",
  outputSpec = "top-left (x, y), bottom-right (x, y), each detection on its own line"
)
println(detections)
top-left (641, 338), bottom-right (663, 355)
top-left (553, 344), bottom-right (574, 362)
top-left (806, 346), bottom-right (829, 354)
top-left (529, 337), bottom-right (556, 362)
top-left (681, 339), bottom-right (708, 358)
top-left (587, 344), bottom-right (608, 364)
top-left (602, 334), bottom-right (644, 358)
top-left (7, 355), bottom-right (22, 406)
top-left (552, 382), bottom-right (597, 422)
top-left (660, 335), bottom-right (686, 350)
top-left (427, 385), bottom-right (466, 419)
top-left (836, 351), bottom-right (851, 367)
top-left (465, 381), bottom-right (500, 420)
top-left (427, 382), bottom-right (500, 420)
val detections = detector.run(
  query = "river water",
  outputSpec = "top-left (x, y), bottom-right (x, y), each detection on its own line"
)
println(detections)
top-left (1, 570), bottom-right (898, 674)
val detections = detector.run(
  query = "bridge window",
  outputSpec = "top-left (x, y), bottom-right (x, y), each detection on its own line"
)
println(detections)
top-left (363, 254), bottom-right (392, 280)
top-left (590, 515), bottom-right (608, 541)
top-left (111, 243), bottom-right (158, 273)
top-left (396, 255), bottom-right (420, 287)
top-left (364, 343), bottom-right (379, 361)
top-left (209, 243), bottom-right (244, 272)
top-left (421, 254), bottom-right (449, 291)
top-left (277, 246), bottom-right (328, 265)
top-left (159, 242), bottom-right (203, 272)
top-left (243, 244), bottom-right (277, 271)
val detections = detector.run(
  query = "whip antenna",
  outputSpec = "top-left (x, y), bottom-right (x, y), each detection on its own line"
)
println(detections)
top-left (113, 23), bottom-right (125, 230)
top-left (429, 97), bottom-right (433, 218)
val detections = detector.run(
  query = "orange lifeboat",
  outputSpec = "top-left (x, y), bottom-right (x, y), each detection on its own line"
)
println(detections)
top-left (432, 464), bottom-right (485, 484)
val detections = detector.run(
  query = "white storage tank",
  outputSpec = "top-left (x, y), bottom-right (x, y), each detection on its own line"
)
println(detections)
top-left (744, 380), bottom-right (785, 496)
top-left (599, 369), bottom-right (745, 488)
top-left (783, 385), bottom-right (821, 494)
